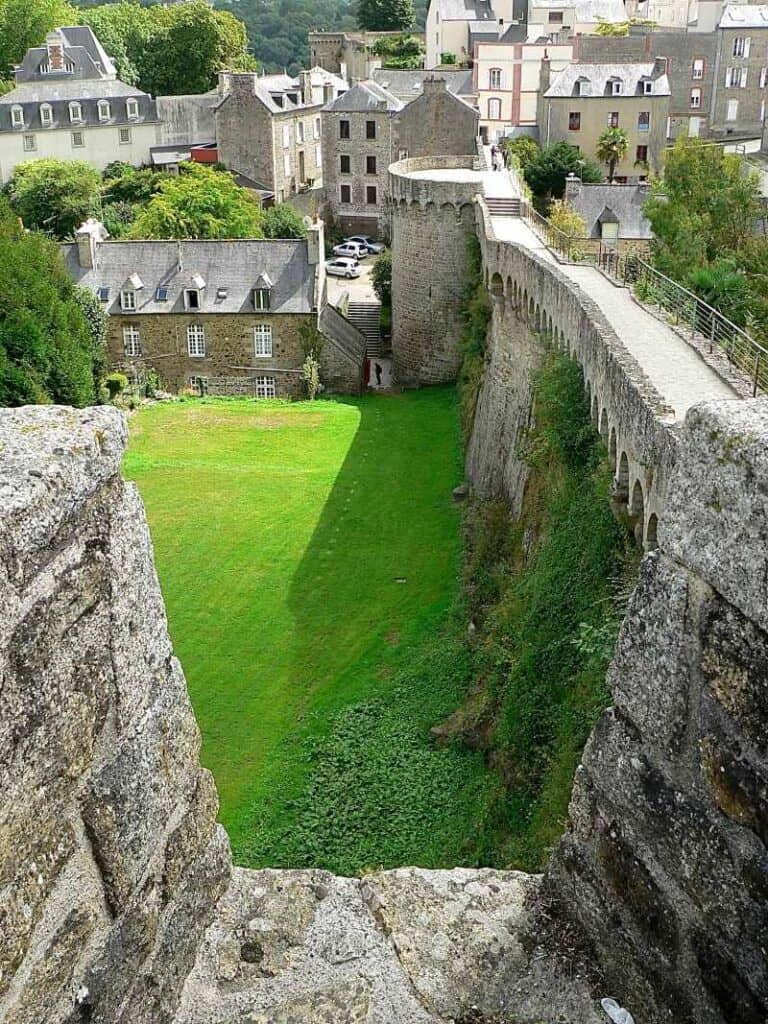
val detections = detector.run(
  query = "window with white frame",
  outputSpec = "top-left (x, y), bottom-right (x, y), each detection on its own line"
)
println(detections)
top-left (71, 130), bottom-right (84, 148)
top-left (126, 98), bottom-right (139, 119)
top-left (761, 67), bottom-right (768, 88)
top-left (487, 97), bottom-right (501, 119)
top-left (762, 99), bottom-right (766, 123)
top-left (22, 134), bottom-right (36, 151)
top-left (98, 100), bottom-right (111, 121)
top-left (610, 78), bottom-right (623, 95)
top-left (254, 286), bottom-right (271, 310)
top-left (313, 116), bottom-right (320, 139)
top-left (296, 120), bottom-right (305, 142)
top-left (690, 88), bottom-right (701, 108)
top-left (489, 67), bottom-right (502, 89)
top-left (69, 101), bottom-right (82, 122)
top-left (255, 375), bottom-right (276, 398)
top-left (120, 289), bottom-right (136, 311)
top-left (123, 324), bottom-right (140, 356)
top-left (119, 127), bottom-right (131, 144)
top-left (726, 66), bottom-right (747, 87)
top-left (282, 124), bottom-right (291, 148)
top-left (727, 98), bottom-right (739, 121)
top-left (40, 103), bottom-right (53, 126)
top-left (638, 110), bottom-right (650, 130)
top-left (187, 324), bottom-right (206, 357)
top-left (733, 36), bottom-right (750, 58)
top-left (692, 57), bottom-right (705, 79)
top-left (184, 288), bottom-right (201, 311)
top-left (11, 105), bottom-right (23, 128)
top-left (254, 324), bottom-right (272, 356)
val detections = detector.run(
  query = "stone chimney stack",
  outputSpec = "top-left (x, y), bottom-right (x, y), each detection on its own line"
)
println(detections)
top-left (423, 75), bottom-right (448, 95)
top-left (300, 70), bottom-right (313, 105)
top-left (306, 217), bottom-right (324, 267)
top-left (323, 82), bottom-right (335, 104)
top-left (565, 173), bottom-right (580, 201)
top-left (46, 30), bottom-right (65, 71)
top-left (653, 55), bottom-right (668, 77)
top-left (75, 218), bottom-right (108, 269)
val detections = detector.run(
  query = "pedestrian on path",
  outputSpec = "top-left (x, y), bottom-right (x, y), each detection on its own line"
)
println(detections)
top-left (375, 362), bottom-right (383, 386)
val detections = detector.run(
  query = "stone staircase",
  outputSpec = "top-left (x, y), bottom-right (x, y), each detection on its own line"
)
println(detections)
top-left (485, 196), bottom-right (522, 217)
top-left (347, 301), bottom-right (382, 356)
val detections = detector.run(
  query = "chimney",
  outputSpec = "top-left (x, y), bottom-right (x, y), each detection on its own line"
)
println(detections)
top-left (46, 30), bottom-right (65, 72)
top-left (300, 70), bottom-right (313, 105)
top-left (75, 218), bottom-right (108, 269)
top-left (423, 75), bottom-right (448, 95)
top-left (323, 81), bottom-right (335, 104)
top-left (306, 216), bottom-right (324, 267)
top-left (653, 55), bottom-right (668, 77)
top-left (539, 55), bottom-right (551, 93)
top-left (565, 173), bottom-right (580, 201)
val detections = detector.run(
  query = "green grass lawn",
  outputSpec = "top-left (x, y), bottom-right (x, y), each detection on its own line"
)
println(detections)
top-left (125, 390), bottom-right (496, 871)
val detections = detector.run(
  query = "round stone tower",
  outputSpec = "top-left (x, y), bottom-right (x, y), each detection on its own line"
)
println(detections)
top-left (388, 156), bottom-right (484, 386)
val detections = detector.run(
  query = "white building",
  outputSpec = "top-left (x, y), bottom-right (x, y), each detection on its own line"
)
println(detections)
top-left (426, 0), bottom-right (526, 69)
top-left (0, 27), bottom-right (160, 184)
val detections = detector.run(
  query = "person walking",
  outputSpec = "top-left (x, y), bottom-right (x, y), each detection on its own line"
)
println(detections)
top-left (374, 362), bottom-right (383, 386)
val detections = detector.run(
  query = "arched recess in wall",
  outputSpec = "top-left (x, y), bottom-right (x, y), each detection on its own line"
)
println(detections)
top-left (609, 427), bottom-right (617, 470)
top-left (600, 408), bottom-right (609, 443)
top-left (617, 452), bottom-right (629, 502)
top-left (591, 394), bottom-right (599, 427)
top-left (490, 272), bottom-right (504, 297)
top-left (647, 512), bottom-right (659, 550)
top-left (630, 479), bottom-right (645, 546)
top-left (506, 276), bottom-right (514, 301)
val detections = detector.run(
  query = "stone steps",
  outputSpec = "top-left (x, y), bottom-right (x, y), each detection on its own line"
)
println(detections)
top-left (347, 301), bottom-right (382, 356)
top-left (485, 196), bottom-right (521, 217)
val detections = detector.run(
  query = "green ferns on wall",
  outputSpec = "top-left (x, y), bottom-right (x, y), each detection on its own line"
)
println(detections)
top-left (458, 235), bottom-right (491, 442)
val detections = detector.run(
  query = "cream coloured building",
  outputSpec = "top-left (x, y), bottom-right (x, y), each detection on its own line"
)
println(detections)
top-left (0, 27), bottom-right (160, 184)
top-left (475, 37), bottom-right (573, 140)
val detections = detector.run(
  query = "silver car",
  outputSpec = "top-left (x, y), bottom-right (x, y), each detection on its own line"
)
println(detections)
top-left (333, 241), bottom-right (368, 260)
top-left (325, 256), bottom-right (361, 279)
top-left (345, 235), bottom-right (386, 255)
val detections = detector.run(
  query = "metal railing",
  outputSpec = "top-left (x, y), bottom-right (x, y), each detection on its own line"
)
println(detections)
top-left (522, 203), bottom-right (768, 396)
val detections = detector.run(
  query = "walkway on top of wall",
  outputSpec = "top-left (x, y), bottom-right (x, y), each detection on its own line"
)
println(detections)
top-left (488, 213), bottom-right (738, 422)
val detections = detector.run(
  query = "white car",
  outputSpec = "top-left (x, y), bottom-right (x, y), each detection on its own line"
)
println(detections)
top-left (325, 257), bottom-right (361, 279)
top-left (345, 235), bottom-right (386, 255)
top-left (333, 241), bottom-right (368, 260)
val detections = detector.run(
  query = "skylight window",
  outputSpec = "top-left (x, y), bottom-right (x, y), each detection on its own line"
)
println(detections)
top-left (216, 287), bottom-right (228, 299)
top-left (155, 286), bottom-right (169, 301)
top-left (97, 286), bottom-right (110, 302)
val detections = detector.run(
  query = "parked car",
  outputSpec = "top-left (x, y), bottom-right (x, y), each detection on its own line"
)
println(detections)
top-left (325, 257), bottom-right (361, 279)
top-left (345, 235), bottom-right (386, 255)
top-left (333, 241), bottom-right (368, 260)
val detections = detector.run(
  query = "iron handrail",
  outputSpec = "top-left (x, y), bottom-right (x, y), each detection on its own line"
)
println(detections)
top-left (522, 202), bottom-right (768, 396)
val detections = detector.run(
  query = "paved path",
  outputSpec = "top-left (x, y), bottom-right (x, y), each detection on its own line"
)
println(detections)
top-left (488, 210), bottom-right (738, 421)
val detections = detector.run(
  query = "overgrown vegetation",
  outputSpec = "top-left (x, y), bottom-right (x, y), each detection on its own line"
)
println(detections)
top-left (371, 32), bottom-right (424, 68)
top-left (524, 142), bottom-right (602, 206)
top-left (461, 352), bottom-right (638, 868)
top-left (458, 234), bottom-right (490, 440)
top-left (0, 198), bottom-right (103, 405)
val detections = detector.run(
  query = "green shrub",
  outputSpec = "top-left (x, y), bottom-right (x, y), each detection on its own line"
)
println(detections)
top-left (458, 234), bottom-right (490, 441)
top-left (103, 371), bottom-right (129, 400)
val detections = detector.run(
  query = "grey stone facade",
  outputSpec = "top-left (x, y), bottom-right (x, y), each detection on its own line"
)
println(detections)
top-left (710, 21), bottom-right (768, 136)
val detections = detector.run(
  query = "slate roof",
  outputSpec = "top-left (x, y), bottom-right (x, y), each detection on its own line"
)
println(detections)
top-left (14, 26), bottom-right (117, 83)
top-left (545, 62), bottom-right (670, 97)
top-left (720, 4), bottom-right (768, 27)
top-left (567, 183), bottom-right (653, 238)
top-left (434, 0), bottom-right (496, 20)
top-left (323, 80), bottom-right (403, 112)
top-left (61, 239), bottom-right (316, 316)
top-left (0, 79), bottom-right (158, 132)
top-left (371, 68), bottom-right (475, 101)
top-left (533, 0), bottom-right (625, 14)
top-left (218, 69), bottom-right (344, 116)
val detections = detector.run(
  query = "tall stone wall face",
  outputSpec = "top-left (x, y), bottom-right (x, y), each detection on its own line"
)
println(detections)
top-left (547, 399), bottom-right (768, 1024)
top-left (0, 406), bottom-right (230, 1024)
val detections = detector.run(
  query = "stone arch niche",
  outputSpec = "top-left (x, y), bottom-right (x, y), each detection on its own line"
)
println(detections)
top-left (490, 272), bottom-right (504, 297)
top-left (608, 427), bottom-right (617, 470)
top-left (599, 408), bottom-right (609, 443)
top-left (646, 511), bottom-right (659, 550)
top-left (630, 479), bottom-right (645, 546)
top-left (616, 451), bottom-right (630, 502)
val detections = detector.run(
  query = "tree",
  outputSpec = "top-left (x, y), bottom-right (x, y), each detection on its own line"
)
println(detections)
top-left (524, 142), bottom-right (601, 200)
top-left (0, 0), bottom-right (76, 81)
top-left (262, 204), bottom-right (307, 239)
top-left (79, 0), bottom-right (256, 97)
top-left (548, 200), bottom-right (587, 239)
top-left (357, 0), bottom-right (414, 31)
top-left (5, 159), bottom-right (101, 238)
top-left (501, 135), bottom-right (540, 171)
top-left (0, 199), bottom-right (101, 406)
top-left (596, 127), bottom-right (629, 182)
top-left (127, 163), bottom-right (263, 240)
top-left (371, 251), bottom-right (391, 307)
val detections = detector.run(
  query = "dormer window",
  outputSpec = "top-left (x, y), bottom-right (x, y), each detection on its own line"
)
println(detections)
top-left (40, 103), bottom-right (53, 126)
top-left (253, 272), bottom-right (273, 310)
top-left (69, 101), bottom-right (82, 123)
top-left (641, 78), bottom-right (653, 94)
top-left (609, 77), bottom-right (623, 95)
top-left (11, 106), bottom-right (24, 128)
top-left (574, 77), bottom-right (589, 97)
top-left (98, 100), bottom-right (111, 122)
top-left (126, 98), bottom-right (139, 120)
top-left (185, 289), bottom-right (201, 310)
top-left (121, 289), bottom-right (137, 311)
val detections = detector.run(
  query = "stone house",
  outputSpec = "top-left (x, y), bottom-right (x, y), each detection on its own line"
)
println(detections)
top-left (0, 27), bottom-right (159, 184)
top-left (425, 0), bottom-right (527, 70)
top-left (709, 5), bottom-right (768, 137)
top-left (215, 70), bottom-right (346, 202)
top-left (563, 176), bottom-right (653, 254)
top-left (61, 219), bottom-right (366, 397)
top-left (322, 76), bottom-right (479, 238)
top-left (538, 58), bottom-right (670, 181)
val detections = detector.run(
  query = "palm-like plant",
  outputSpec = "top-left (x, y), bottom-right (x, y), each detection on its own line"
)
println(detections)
top-left (596, 127), bottom-right (629, 182)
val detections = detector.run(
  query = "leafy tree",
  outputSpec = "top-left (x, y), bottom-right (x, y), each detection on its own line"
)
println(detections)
top-left (80, 0), bottom-right (256, 96)
top-left (596, 127), bottom-right (629, 181)
top-left (524, 142), bottom-right (601, 200)
top-left (687, 259), bottom-right (751, 327)
top-left (101, 164), bottom-right (165, 205)
top-left (548, 200), bottom-right (587, 239)
top-left (357, 0), bottom-right (414, 31)
top-left (0, 0), bottom-right (76, 81)
top-left (0, 199), bottom-right (101, 406)
top-left (501, 135), bottom-right (540, 171)
top-left (372, 251), bottom-right (391, 306)
top-left (262, 204), bottom-right (307, 238)
top-left (127, 163), bottom-right (263, 239)
top-left (4, 158), bottom-right (101, 238)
